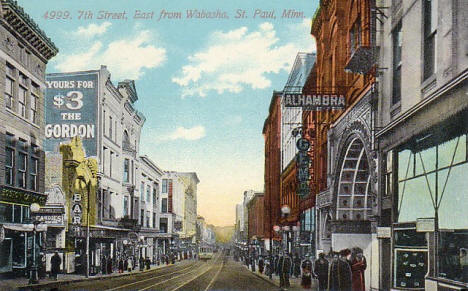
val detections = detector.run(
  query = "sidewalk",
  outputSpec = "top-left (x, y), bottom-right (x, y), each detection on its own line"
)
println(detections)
top-left (1, 260), bottom-right (193, 291)
top-left (243, 263), bottom-right (318, 291)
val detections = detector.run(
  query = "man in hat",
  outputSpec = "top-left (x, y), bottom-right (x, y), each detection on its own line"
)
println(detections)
top-left (328, 249), bottom-right (352, 291)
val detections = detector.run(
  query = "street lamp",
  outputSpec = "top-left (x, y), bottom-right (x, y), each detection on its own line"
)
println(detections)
top-left (281, 205), bottom-right (291, 254)
top-left (29, 203), bottom-right (41, 284)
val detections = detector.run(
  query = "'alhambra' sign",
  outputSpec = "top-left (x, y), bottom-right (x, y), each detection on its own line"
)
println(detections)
top-left (284, 93), bottom-right (346, 110)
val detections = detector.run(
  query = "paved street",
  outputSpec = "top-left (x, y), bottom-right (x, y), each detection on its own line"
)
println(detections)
top-left (18, 254), bottom-right (279, 291)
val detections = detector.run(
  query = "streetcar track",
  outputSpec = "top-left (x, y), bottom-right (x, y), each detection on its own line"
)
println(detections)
top-left (137, 263), bottom-right (211, 291)
top-left (203, 259), bottom-right (224, 291)
top-left (104, 263), bottom-right (197, 291)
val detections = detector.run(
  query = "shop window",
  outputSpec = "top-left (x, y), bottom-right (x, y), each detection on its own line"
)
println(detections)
top-left (439, 231), bottom-right (468, 283)
top-left (11, 231), bottom-right (26, 268)
top-left (0, 203), bottom-right (13, 222)
top-left (13, 205), bottom-right (22, 223)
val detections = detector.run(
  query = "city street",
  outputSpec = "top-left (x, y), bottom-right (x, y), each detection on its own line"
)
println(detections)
top-left (20, 254), bottom-right (278, 291)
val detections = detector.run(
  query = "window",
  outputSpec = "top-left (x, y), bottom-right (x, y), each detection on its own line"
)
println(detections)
top-left (161, 198), bottom-right (168, 213)
top-left (146, 211), bottom-right (150, 227)
top-left (109, 151), bottom-right (113, 177)
top-left (18, 86), bottom-right (26, 118)
top-left (162, 179), bottom-right (168, 193)
top-left (5, 139), bottom-right (14, 185)
top-left (109, 116), bottom-right (113, 139)
top-left (123, 159), bottom-right (129, 182)
top-left (392, 21), bottom-right (402, 105)
top-left (30, 157), bottom-right (38, 191)
top-left (153, 212), bottom-right (156, 228)
top-left (5, 76), bottom-right (14, 109)
top-left (140, 209), bottom-right (144, 226)
top-left (30, 94), bottom-right (37, 124)
top-left (146, 185), bottom-right (151, 202)
top-left (123, 196), bottom-right (129, 217)
top-left (17, 152), bottom-right (26, 188)
top-left (349, 18), bottom-right (361, 56)
top-left (153, 185), bottom-right (158, 205)
top-left (102, 147), bottom-right (107, 175)
top-left (159, 218), bottom-right (168, 233)
top-left (103, 110), bottom-right (106, 135)
top-left (140, 182), bottom-right (145, 201)
top-left (423, 0), bottom-right (437, 80)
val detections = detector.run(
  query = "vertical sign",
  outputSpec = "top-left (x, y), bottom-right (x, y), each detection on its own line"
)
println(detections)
top-left (45, 72), bottom-right (99, 157)
top-left (296, 137), bottom-right (310, 198)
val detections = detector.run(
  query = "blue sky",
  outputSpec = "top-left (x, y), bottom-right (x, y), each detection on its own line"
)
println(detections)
top-left (19, 0), bottom-right (319, 226)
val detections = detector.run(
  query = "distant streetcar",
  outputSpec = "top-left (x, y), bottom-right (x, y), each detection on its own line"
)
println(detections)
top-left (199, 246), bottom-right (214, 261)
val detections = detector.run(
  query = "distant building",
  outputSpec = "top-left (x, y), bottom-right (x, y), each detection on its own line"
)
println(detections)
top-left (247, 192), bottom-right (264, 244)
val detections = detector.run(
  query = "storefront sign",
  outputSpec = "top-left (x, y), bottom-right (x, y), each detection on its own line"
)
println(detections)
top-left (72, 193), bottom-right (82, 225)
top-left (45, 72), bottom-right (99, 156)
top-left (35, 214), bottom-right (64, 225)
top-left (416, 218), bottom-right (435, 232)
top-left (284, 93), bottom-right (346, 110)
top-left (377, 227), bottom-right (391, 238)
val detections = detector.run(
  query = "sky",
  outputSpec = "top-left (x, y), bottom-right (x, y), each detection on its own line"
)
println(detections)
top-left (19, 0), bottom-right (319, 226)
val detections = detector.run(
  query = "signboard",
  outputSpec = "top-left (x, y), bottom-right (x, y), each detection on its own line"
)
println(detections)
top-left (45, 72), bottom-right (99, 157)
top-left (284, 93), bottom-right (346, 110)
top-left (35, 214), bottom-right (64, 225)
top-left (377, 227), bottom-right (391, 238)
top-left (416, 218), bottom-right (435, 232)
top-left (296, 138), bottom-right (310, 151)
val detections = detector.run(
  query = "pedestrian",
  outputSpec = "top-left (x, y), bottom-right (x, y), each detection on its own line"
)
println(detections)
top-left (171, 253), bottom-right (176, 264)
top-left (145, 257), bottom-right (151, 270)
top-left (139, 256), bottom-right (144, 271)
top-left (278, 252), bottom-right (292, 289)
top-left (124, 257), bottom-right (128, 271)
top-left (127, 257), bottom-right (133, 272)
top-left (351, 249), bottom-right (367, 291)
top-left (301, 254), bottom-right (313, 289)
top-left (274, 254), bottom-right (280, 276)
top-left (328, 249), bottom-right (352, 291)
top-left (166, 255), bottom-right (169, 265)
top-left (38, 252), bottom-right (46, 279)
top-left (258, 256), bottom-right (264, 274)
top-left (101, 256), bottom-right (107, 275)
top-left (314, 252), bottom-right (329, 291)
top-left (293, 253), bottom-right (301, 278)
top-left (107, 257), bottom-right (113, 274)
top-left (50, 252), bottom-right (61, 280)
top-left (118, 257), bottom-right (124, 273)
top-left (251, 253), bottom-right (256, 272)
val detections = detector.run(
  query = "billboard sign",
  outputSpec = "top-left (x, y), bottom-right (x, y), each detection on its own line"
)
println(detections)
top-left (45, 72), bottom-right (99, 157)
top-left (284, 93), bottom-right (346, 110)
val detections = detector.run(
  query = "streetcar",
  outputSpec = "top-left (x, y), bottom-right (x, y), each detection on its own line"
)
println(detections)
top-left (198, 246), bottom-right (214, 261)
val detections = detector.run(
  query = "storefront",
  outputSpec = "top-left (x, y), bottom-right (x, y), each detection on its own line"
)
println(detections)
top-left (378, 79), bottom-right (468, 290)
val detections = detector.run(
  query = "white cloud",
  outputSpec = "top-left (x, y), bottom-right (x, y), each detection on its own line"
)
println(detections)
top-left (163, 126), bottom-right (206, 141)
top-left (172, 21), bottom-right (315, 97)
top-left (54, 30), bottom-right (166, 80)
top-left (75, 22), bottom-right (112, 38)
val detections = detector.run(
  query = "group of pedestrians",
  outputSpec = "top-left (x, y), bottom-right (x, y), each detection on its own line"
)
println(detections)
top-left (314, 248), bottom-right (367, 291)
top-left (237, 247), bottom-right (366, 291)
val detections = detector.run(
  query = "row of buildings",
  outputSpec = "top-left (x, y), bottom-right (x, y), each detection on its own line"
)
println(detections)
top-left (250, 0), bottom-right (468, 290)
top-left (0, 0), bottom-right (211, 278)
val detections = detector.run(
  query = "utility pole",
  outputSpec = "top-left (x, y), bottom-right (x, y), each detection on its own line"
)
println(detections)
top-left (86, 182), bottom-right (90, 278)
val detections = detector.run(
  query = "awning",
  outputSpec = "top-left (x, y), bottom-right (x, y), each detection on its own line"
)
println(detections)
top-left (2, 223), bottom-right (47, 232)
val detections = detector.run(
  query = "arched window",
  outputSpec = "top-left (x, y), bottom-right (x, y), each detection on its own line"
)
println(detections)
top-left (336, 136), bottom-right (371, 221)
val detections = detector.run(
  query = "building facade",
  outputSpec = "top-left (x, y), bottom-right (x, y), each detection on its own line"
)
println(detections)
top-left (247, 192), bottom-right (264, 250)
top-left (376, 0), bottom-right (468, 290)
top-left (307, 0), bottom-right (377, 287)
top-left (0, 0), bottom-right (57, 275)
top-left (262, 91), bottom-right (282, 252)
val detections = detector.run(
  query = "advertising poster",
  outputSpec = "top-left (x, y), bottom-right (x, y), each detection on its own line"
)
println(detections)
top-left (0, 0), bottom-right (466, 290)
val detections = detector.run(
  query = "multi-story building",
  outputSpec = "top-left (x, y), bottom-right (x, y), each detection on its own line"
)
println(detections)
top-left (161, 171), bottom-right (199, 253)
top-left (45, 66), bottom-right (147, 272)
top-left (247, 192), bottom-right (264, 254)
top-left (262, 91), bottom-right (282, 252)
top-left (376, 1), bottom-right (468, 290)
top-left (279, 52), bottom-right (315, 256)
top-left (305, 0), bottom-right (377, 285)
top-left (196, 216), bottom-right (215, 246)
top-left (137, 155), bottom-right (163, 262)
top-left (234, 203), bottom-right (243, 242)
top-left (0, 0), bottom-right (57, 275)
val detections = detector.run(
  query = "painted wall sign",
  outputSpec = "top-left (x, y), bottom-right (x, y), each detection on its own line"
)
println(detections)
top-left (45, 72), bottom-right (99, 157)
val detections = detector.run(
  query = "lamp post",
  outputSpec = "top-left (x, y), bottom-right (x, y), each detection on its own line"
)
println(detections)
top-left (271, 225), bottom-right (281, 279)
top-left (29, 203), bottom-right (41, 285)
top-left (281, 205), bottom-right (291, 254)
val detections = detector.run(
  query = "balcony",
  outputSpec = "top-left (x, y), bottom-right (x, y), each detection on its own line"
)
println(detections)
top-left (345, 45), bottom-right (375, 74)
top-left (316, 188), bottom-right (332, 208)
top-left (118, 216), bottom-right (140, 230)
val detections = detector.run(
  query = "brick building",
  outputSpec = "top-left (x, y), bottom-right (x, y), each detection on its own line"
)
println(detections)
top-left (262, 91), bottom-right (282, 252)
top-left (0, 0), bottom-right (57, 275)
top-left (247, 192), bottom-right (264, 244)
top-left (304, 0), bottom-right (377, 278)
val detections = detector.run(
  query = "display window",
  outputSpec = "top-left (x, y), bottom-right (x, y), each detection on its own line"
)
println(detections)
top-left (396, 131), bottom-right (468, 286)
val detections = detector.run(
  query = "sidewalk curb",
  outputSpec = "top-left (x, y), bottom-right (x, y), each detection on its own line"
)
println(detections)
top-left (16, 262), bottom-right (188, 290)
top-left (250, 270), bottom-right (281, 288)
